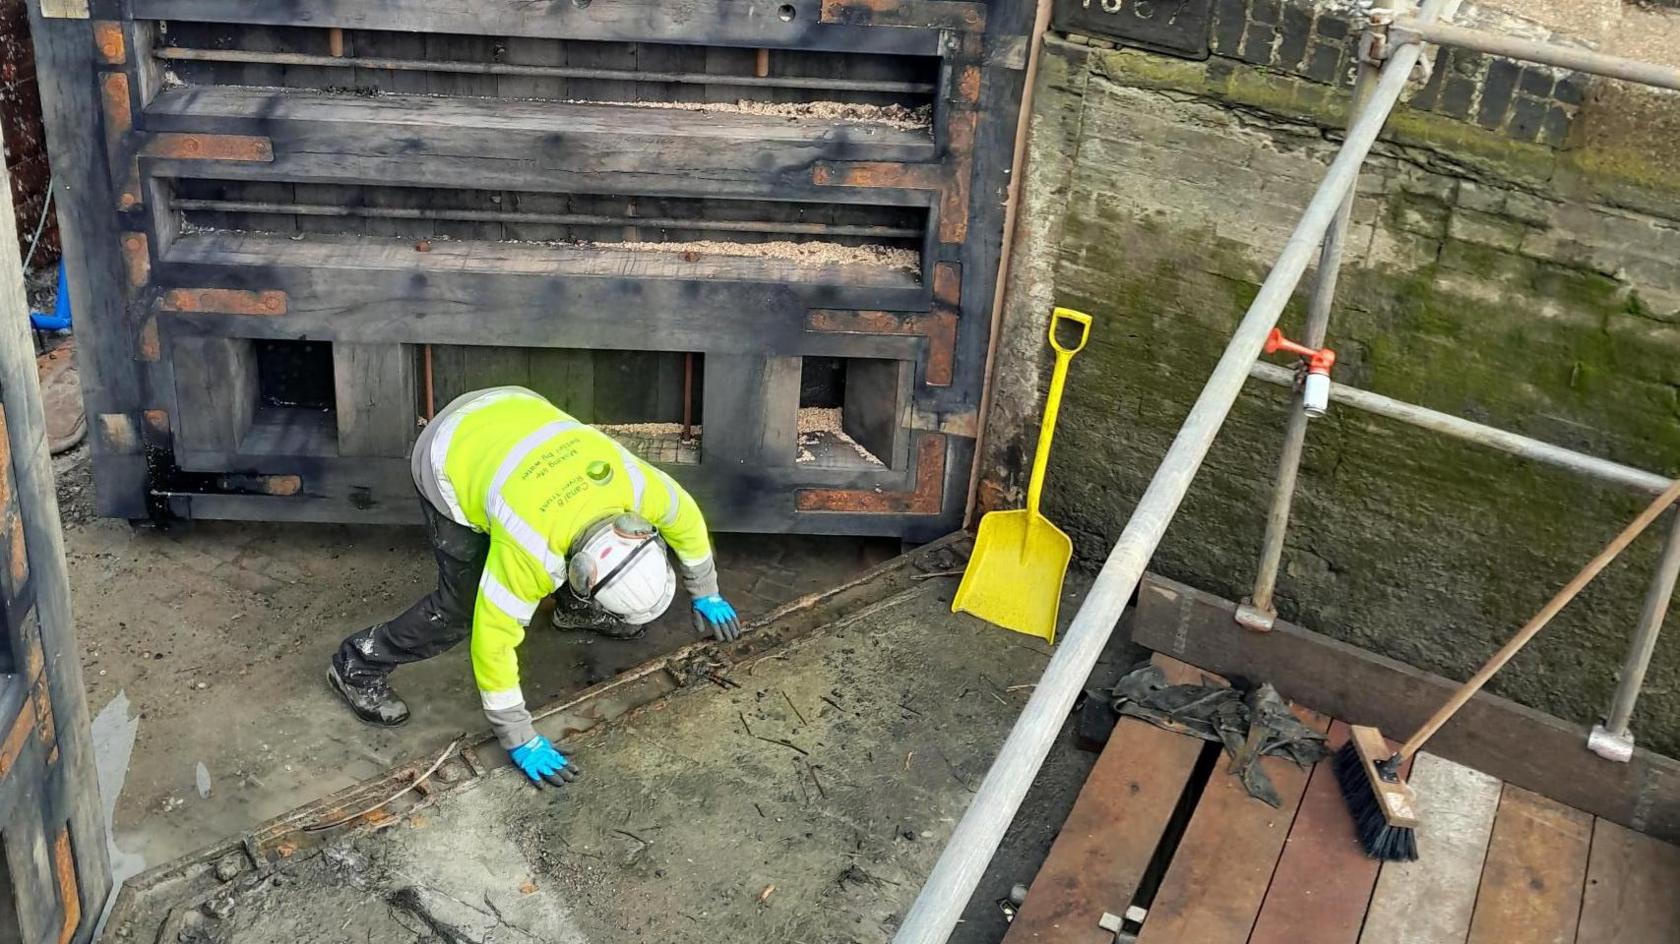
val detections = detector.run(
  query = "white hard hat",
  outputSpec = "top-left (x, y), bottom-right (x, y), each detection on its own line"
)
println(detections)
top-left (567, 513), bottom-right (676, 625)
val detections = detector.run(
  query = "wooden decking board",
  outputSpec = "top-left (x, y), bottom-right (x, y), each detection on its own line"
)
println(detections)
top-left (1012, 642), bottom-right (1680, 944)
top-left (1246, 722), bottom-right (1386, 944)
top-left (1002, 657), bottom-right (1207, 944)
top-left (1358, 752), bottom-right (1501, 944)
top-left (1132, 707), bottom-right (1330, 944)
top-left (1577, 817), bottom-right (1680, 944)
top-left (1134, 575), bottom-right (1680, 843)
top-left (1464, 784), bottom-right (1592, 944)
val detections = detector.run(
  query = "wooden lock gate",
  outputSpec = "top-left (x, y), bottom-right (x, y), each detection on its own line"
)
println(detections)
top-left (30, 0), bottom-right (1035, 539)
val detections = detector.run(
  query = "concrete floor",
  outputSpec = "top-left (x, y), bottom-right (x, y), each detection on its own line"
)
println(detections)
top-left (103, 542), bottom-right (1133, 944)
top-left (55, 448), bottom-right (896, 873)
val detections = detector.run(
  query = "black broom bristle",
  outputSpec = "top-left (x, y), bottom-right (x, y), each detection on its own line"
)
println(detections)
top-left (1332, 741), bottom-right (1419, 862)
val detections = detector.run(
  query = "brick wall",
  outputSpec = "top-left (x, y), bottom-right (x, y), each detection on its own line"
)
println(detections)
top-left (0, 0), bottom-right (56, 268)
top-left (988, 2), bottom-right (1680, 753)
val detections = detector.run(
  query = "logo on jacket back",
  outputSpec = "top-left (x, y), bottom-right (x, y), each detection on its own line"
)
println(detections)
top-left (586, 460), bottom-right (614, 486)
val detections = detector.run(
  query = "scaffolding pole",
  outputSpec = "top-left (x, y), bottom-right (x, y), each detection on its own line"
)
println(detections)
top-left (1243, 48), bottom-right (1380, 629)
top-left (1392, 18), bottom-right (1680, 92)
top-left (1246, 362), bottom-right (1672, 494)
top-left (890, 1), bottom-right (1451, 938)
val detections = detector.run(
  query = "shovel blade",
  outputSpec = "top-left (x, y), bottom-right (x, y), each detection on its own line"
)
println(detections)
top-left (952, 509), bottom-right (1073, 644)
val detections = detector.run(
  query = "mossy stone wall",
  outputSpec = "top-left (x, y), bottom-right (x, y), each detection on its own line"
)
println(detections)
top-left (987, 33), bottom-right (1680, 754)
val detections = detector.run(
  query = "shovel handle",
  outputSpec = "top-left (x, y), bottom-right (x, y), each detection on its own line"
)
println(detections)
top-left (1050, 308), bottom-right (1092, 355)
top-left (1026, 308), bottom-right (1092, 516)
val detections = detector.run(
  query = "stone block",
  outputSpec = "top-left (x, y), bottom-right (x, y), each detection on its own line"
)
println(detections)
top-left (1447, 208), bottom-right (1529, 252)
top-left (1392, 192), bottom-right (1452, 239)
top-left (1212, 0), bottom-right (1249, 56)
top-left (1251, 0), bottom-right (1281, 25)
top-left (1518, 67), bottom-right (1555, 99)
top-left (1438, 75), bottom-right (1477, 120)
top-left (1212, 18), bottom-right (1245, 56)
top-left (1411, 64), bottom-right (1450, 115)
top-left (1437, 238), bottom-right (1538, 285)
top-left (1450, 49), bottom-right (1488, 79)
top-left (1539, 106), bottom-right (1572, 149)
top-left (1477, 59), bottom-right (1519, 131)
top-left (1506, 95), bottom-right (1549, 144)
top-left (1455, 181), bottom-right (1503, 215)
top-left (1552, 72), bottom-right (1588, 105)
top-left (1364, 225), bottom-right (1441, 272)
top-left (1300, 41), bottom-right (1341, 85)
top-left (1500, 191), bottom-right (1554, 227)
top-left (1314, 12), bottom-right (1350, 39)
top-left (1239, 21), bottom-right (1277, 66)
top-left (1277, 4), bottom-right (1312, 70)
top-left (1394, 165), bottom-right (1458, 204)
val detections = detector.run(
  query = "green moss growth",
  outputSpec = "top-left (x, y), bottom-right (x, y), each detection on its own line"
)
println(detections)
top-left (1044, 40), bottom-right (1680, 755)
top-left (1042, 207), bottom-right (1680, 753)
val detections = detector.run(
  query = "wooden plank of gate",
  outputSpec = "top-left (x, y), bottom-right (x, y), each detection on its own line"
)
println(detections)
top-left (1576, 817), bottom-right (1680, 943)
top-left (1464, 784), bottom-right (1592, 944)
top-left (1247, 721), bottom-right (1387, 944)
top-left (1357, 752), bottom-right (1500, 944)
top-left (1132, 707), bottom-right (1329, 944)
top-left (1002, 656), bottom-right (1207, 944)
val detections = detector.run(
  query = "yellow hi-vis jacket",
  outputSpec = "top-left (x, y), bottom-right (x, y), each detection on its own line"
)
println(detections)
top-left (413, 386), bottom-right (716, 747)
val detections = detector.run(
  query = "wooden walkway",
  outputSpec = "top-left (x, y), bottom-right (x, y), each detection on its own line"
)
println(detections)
top-left (1005, 658), bottom-right (1680, 944)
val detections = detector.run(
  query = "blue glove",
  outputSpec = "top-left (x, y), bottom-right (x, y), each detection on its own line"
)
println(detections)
top-left (508, 735), bottom-right (580, 788)
top-left (691, 594), bottom-right (743, 642)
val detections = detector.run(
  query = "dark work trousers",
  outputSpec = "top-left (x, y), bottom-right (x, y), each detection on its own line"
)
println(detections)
top-left (333, 500), bottom-right (488, 687)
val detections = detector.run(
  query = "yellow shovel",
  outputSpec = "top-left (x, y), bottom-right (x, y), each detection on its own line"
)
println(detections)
top-left (953, 307), bottom-right (1091, 643)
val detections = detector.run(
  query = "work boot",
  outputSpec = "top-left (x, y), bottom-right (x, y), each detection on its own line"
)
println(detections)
top-left (327, 660), bottom-right (411, 727)
top-left (550, 590), bottom-right (643, 639)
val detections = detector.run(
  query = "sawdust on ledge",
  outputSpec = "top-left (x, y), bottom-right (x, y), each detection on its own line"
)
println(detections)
top-left (568, 98), bottom-right (934, 131)
top-left (590, 238), bottom-right (918, 270)
top-left (797, 407), bottom-right (884, 466)
top-left (598, 422), bottom-right (697, 437)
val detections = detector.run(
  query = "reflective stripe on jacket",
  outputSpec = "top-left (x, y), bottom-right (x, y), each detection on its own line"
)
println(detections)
top-left (412, 386), bottom-right (716, 747)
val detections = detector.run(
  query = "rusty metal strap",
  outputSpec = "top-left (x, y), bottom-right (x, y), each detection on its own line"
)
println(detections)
top-left (142, 133), bottom-right (274, 162)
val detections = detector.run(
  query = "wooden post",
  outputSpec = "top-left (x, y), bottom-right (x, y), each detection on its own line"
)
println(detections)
top-left (0, 37), bottom-right (112, 940)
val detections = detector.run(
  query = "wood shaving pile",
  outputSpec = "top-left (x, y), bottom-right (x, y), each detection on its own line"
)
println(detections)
top-left (568, 98), bottom-right (934, 131)
top-left (796, 407), bottom-right (883, 466)
top-left (598, 422), bottom-right (696, 437)
top-left (589, 238), bottom-right (917, 270)
top-left (798, 408), bottom-right (845, 436)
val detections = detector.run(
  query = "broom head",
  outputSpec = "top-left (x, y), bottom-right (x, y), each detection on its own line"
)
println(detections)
top-left (1333, 724), bottom-right (1421, 862)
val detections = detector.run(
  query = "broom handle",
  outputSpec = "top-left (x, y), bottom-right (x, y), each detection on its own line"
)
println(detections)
top-left (1397, 475), bottom-right (1680, 762)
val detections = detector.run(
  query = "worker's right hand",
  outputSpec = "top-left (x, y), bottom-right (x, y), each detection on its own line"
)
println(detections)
top-left (508, 735), bottom-right (581, 788)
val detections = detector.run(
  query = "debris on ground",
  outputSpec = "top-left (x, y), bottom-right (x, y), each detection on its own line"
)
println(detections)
top-left (1110, 663), bottom-right (1330, 807)
top-left (105, 574), bottom-right (1056, 942)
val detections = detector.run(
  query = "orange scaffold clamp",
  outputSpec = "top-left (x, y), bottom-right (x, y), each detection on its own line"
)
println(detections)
top-left (1264, 329), bottom-right (1336, 418)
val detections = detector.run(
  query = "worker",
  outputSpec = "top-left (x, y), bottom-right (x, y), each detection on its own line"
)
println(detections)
top-left (328, 386), bottom-right (743, 787)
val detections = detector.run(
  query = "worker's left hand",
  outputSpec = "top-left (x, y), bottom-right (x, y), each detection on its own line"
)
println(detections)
top-left (509, 735), bottom-right (582, 788)
top-left (691, 594), bottom-right (743, 642)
